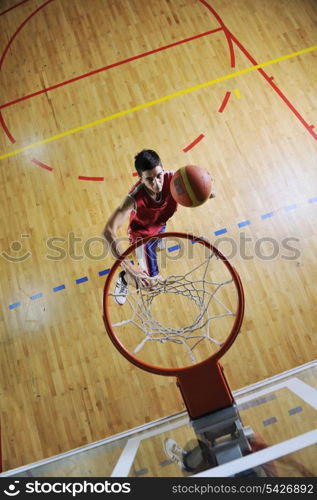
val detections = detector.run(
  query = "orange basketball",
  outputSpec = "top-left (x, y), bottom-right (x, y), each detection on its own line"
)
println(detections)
top-left (170, 165), bottom-right (212, 207)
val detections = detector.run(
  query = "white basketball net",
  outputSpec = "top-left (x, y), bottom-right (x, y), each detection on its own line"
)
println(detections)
top-left (110, 251), bottom-right (237, 364)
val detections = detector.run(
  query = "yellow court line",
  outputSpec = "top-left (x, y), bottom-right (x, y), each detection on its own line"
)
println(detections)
top-left (0, 44), bottom-right (316, 162)
top-left (180, 166), bottom-right (200, 206)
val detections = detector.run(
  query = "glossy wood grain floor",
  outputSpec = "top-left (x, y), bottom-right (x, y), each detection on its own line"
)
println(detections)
top-left (0, 0), bottom-right (316, 471)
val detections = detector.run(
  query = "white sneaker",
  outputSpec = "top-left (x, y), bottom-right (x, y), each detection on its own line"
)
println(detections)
top-left (164, 439), bottom-right (186, 469)
top-left (114, 271), bottom-right (128, 305)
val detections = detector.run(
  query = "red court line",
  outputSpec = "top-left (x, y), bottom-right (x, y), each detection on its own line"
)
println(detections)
top-left (0, 0), bottom-right (55, 142)
top-left (31, 158), bottom-right (53, 171)
top-left (229, 32), bottom-right (317, 141)
top-left (0, 0), bottom-right (55, 70)
top-left (78, 176), bottom-right (104, 181)
top-left (0, 111), bottom-right (16, 143)
top-left (183, 134), bottom-right (205, 152)
top-left (0, 28), bottom-right (222, 110)
top-left (200, 0), bottom-right (317, 141)
top-left (218, 91), bottom-right (231, 112)
top-left (199, 0), bottom-right (236, 68)
top-left (0, 0), bottom-right (30, 17)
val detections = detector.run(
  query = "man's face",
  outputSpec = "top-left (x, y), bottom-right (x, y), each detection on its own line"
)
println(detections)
top-left (140, 165), bottom-right (164, 194)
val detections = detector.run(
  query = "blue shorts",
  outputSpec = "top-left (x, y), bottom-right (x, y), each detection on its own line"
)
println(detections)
top-left (135, 225), bottom-right (166, 277)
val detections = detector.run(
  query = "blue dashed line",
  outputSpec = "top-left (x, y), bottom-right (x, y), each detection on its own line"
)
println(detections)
top-left (284, 203), bottom-right (297, 212)
top-left (9, 302), bottom-right (21, 310)
top-left (30, 292), bottom-right (43, 300)
top-left (261, 212), bottom-right (274, 220)
top-left (214, 228), bottom-right (227, 236)
top-left (168, 244), bottom-right (181, 252)
top-left (288, 406), bottom-right (303, 416)
top-left (7, 199), bottom-right (317, 310)
top-left (263, 416), bottom-right (277, 426)
top-left (76, 276), bottom-right (88, 284)
top-left (239, 393), bottom-right (276, 411)
top-left (135, 468), bottom-right (149, 476)
top-left (238, 220), bottom-right (251, 228)
top-left (160, 459), bottom-right (173, 467)
top-left (191, 235), bottom-right (205, 244)
top-left (99, 269), bottom-right (110, 276)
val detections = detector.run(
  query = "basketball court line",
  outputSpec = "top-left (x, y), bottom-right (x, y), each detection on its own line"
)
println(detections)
top-left (110, 438), bottom-right (140, 478)
top-left (0, 0), bottom-right (222, 171)
top-left (199, 0), bottom-right (236, 69)
top-left (0, 412), bottom-right (190, 477)
top-left (0, 0), bottom-right (30, 17)
top-left (236, 378), bottom-right (317, 407)
top-left (78, 176), bottom-right (104, 181)
top-left (218, 91), bottom-right (231, 112)
top-left (214, 228), bottom-right (228, 236)
top-left (1, 4), bottom-right (316, 476)
top-left (0, 0), bottom-right (54, 70)
top-left (111, 376), bottom-right (317, 477)
top-left (286, 379), bottom-right (317, 410)
top-left (238, 220), bottom-right (250, 228)
top-left (183, 134), bottom-right (205, 152)
top-left (200, 0), bottom-right (317, 140)
top-left (111, 416), bottom-right (190, 478)
top-left (0, 28), bottom-right (223, 110)
top-left (0, 44), bottom-right (316, 162)
top-left (261, 212), bottom-right (274, 220)
top-left (0, 111), bottom-right (15, 143)
top-left (1, 363), bottom-right (315, 477)
top-left (6, 195), bottom-right (316, 311)
top-left (194, 430), bottom-right (317, 477)
top-left (31, 158), bottom-right (53, 171)
top-left (0, 0), bottom-right (221, 148)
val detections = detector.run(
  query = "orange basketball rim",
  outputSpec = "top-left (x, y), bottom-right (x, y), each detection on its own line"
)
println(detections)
top-left (103, 232), bottom-right (245, 419)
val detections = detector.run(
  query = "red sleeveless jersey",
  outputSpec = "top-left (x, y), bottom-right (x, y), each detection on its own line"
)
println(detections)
top-left (128, 171), bottom-right (177, 243)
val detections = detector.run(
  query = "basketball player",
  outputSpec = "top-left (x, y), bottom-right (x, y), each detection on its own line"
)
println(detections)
top-left (103, 149), bottom-right (215, 305)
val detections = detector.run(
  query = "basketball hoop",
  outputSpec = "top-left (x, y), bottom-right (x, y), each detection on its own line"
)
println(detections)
top-left (103, 232), bottom-right (244, 419)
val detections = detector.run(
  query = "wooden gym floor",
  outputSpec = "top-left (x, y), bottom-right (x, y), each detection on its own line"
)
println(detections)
top-left (0, 0), bottom-right (316, 471)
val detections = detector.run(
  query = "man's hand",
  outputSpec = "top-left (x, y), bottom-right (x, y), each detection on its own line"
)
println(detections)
top-left (122, 261), bottom-right (158, 289)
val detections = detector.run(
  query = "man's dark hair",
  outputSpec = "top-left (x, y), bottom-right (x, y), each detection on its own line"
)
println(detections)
top-left (134, 150), bottom-right (161, 175)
